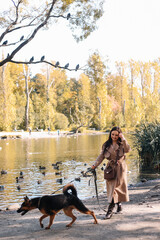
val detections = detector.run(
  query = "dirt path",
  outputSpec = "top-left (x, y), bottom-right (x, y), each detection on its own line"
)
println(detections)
top-left (0, 179), bottom-right (160, 240)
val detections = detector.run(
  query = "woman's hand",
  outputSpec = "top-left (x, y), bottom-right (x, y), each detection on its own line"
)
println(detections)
top-left (119, 133), bottom-right (125, 141)
top-left (117, 160), bottom-right (120, 165)
top-left (91, 165), bottom-right (96, 170)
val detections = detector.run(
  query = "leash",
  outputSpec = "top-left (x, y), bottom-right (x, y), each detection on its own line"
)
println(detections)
top-left (92, 169), bottom-right (100, 205)
top-left (51, 168), bottom-right (92, 195)
top-left (92, 169), bottom-right (107, 212)
top-left (51, 167), bottom-right (107, 213)
top-left (52, 179), bottom-right (75, 194)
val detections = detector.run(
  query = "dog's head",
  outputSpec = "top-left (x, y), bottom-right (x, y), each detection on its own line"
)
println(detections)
top-left (17, 196), bottom-right (32, 215)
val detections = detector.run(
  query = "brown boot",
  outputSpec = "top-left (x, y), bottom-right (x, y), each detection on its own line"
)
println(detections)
top-left (117, 202), bottom-right (122, 213)
top-left (103, 202), bottom-right (115, 220)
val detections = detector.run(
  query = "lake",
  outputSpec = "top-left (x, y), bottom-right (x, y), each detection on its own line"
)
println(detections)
top-left (0, 133), bottom-right (140, 210)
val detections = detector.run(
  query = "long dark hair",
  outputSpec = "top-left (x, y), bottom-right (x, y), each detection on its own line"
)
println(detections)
top-left (103, 126), bottom-right (122, 154)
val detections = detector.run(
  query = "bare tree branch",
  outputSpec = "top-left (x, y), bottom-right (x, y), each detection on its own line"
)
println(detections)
top-left (0, 0), bottom-right (22, 42)
top-left (0, 0), bottom-right (104, 70)
top-left (0, 0), bottom-right (57, 67)
top-left (8, 59), bottom-right (80, 71)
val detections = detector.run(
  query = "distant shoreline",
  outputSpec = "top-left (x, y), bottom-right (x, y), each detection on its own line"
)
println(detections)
top-left (0, 130), bottom-right (107, 140)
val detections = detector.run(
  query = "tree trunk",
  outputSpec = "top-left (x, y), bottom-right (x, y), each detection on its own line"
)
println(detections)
top-left (23, 66), bottom-right (29, 131)
top-left (97, 97), bottom-right (101, 130)
top-left (1, 64), bottom-right (6, 127)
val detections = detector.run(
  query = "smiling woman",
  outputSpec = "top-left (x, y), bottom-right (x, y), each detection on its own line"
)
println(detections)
top-left (92, 126), bottom-right (131, 219)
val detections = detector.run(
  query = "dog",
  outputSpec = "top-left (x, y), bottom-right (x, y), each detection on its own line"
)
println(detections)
top-left (17, 184), bottom-right (98, 229)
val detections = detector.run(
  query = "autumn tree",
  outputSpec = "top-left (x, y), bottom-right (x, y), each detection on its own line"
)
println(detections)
top-left (128, 59), bottom-right (140, 101)
top-left (65, 77), bottom-right (80, 129)
top-left (152, 59), bottom-right (160, 94)
top-left (67, 73), bottom-right (94, 132)
top-left (123, 60), bottom-right (141, 127)
top-left (106, 73), bottom-right (122, 126)
top-left (86, 52), bottom-right (114, 129)
top-left (0, 63), bottom-right (16, 130)
top-left (77, 73), bottom-right (94, 127)
top-left (31, 65), bottom-right (70, 130)
top-left (30, 73), bottom-right (47, 129)
top-left (45, 66), bottom-right (69, 129)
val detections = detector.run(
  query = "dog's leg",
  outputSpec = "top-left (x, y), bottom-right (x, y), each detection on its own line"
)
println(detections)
top-left (76, 207), bottom-right (98, 224)
top-left (85, 210), bottom-right (98, 224)
top-left (73, 198), bottom-right (98, 224)
top-left (63, 207), bottom-right (77, 227)
top-left (45, 213), bottom-right (56, 230)
top-left (39, 214), bottom-right (48, 228)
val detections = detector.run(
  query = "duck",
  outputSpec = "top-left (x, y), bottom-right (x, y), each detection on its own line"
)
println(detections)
top-left (75, 177), bottom-right (81, 182)
top-left (55, 172), bottom-right (62, 176)
top-left (16, 176), bottom-right (23, 183)
top-left (0, 185), bottom-right (4, 191)
top-left (17, 185), bottom-right (21, 191)
top-left (52, 163), bottom-right (57, 167)
top-left (1, 170), bottom-right (7, 175)
top-left (53, 165), bottom-right (59, 170)
top-left (52, 161), bottom-right (62, 167)
top-left (56, 178), bottom-right (63, 184)
top-left (56, 161), bottom-right (62, 165)
top-left (39, 166), bottom-right (46, 170)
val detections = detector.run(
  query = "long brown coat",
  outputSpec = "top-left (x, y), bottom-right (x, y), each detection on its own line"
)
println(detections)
top-left (93, 139), bottom-right (131, 203)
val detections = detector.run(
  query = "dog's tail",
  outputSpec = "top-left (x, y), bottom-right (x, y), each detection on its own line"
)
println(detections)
top-left (63, 184), bottom-right (77, 197)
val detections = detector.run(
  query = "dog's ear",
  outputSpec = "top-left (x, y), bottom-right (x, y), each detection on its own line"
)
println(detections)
top-left (24, 196), bottom-right (29, 202)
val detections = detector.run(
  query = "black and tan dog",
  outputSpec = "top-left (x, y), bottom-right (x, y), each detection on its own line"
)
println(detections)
top-left (17, 184), bottom-right (98, 229)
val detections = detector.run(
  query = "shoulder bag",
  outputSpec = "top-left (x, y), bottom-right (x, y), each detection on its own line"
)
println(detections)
top-left (104, 149), bottom-right (119, 181)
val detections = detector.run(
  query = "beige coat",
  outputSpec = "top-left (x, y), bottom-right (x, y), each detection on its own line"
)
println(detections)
top-left (93, 139), bottom-right (131, 203)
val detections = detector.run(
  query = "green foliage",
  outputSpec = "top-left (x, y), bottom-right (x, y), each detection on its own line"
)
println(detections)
top-left (69, 1), bottom-right (104, 42)
top-left (133, 122), bottom-right (160, 171)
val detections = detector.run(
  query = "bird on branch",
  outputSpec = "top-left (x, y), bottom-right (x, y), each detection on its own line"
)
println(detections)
top-left (29, 56), bottom-right (34, 62)
top-left (75, 64), bottom-right (79, 71)
top-left (55, 61), bottom-right (60, 67)
top-left (67, 13), bottom-right (71, 20)
top-left (41, 55), bottom-right (45, 61)
top-left (2, 40), bottom-right (8, 45)
top-left (20, 36), bottom-right (24, 41)
top-left (64, 63), bottom-right (69, 69)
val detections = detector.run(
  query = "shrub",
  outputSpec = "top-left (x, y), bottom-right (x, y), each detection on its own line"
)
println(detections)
top-left (133, 122), bottom-right (160, 172)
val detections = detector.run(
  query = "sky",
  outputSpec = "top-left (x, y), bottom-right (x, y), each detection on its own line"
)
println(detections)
top-left (1, 0), bottom-right (160, 78)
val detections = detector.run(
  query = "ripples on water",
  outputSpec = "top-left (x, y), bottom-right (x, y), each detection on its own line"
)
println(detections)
top-left (0, 134), bottom-right (139, 210)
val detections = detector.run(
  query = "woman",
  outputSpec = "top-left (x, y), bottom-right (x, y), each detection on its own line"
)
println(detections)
top-left (91, 126), bottom-right (131, 219)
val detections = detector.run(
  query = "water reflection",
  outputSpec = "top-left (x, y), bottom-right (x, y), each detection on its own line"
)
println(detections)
top-left (0, 134), bottom-right (140, 209)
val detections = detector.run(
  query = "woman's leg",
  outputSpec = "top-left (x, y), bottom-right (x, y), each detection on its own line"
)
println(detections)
top-left (103, 198), bottom-right (115, 219)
